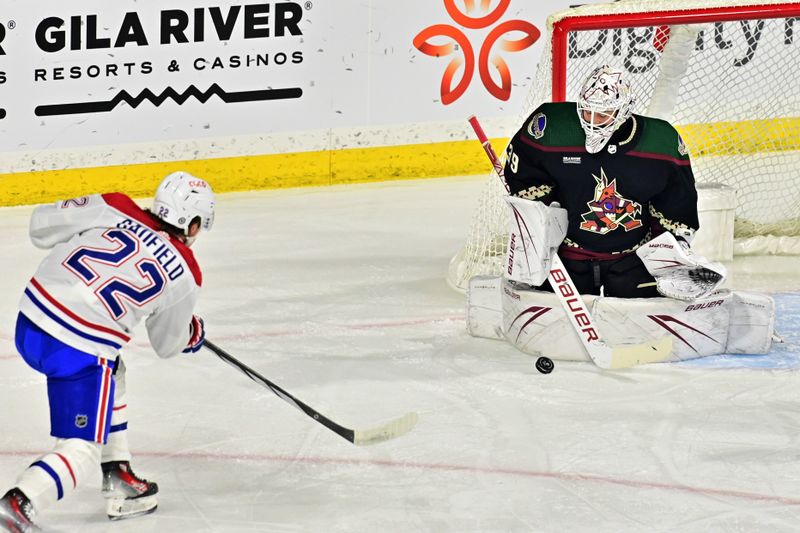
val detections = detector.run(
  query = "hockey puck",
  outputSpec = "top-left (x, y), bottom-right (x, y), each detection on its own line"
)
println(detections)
top-left (535, 356), bottom-right (554, 374)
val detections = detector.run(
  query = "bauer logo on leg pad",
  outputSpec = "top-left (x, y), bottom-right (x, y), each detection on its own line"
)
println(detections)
top-left (685, 299), bottom-right (725, 312)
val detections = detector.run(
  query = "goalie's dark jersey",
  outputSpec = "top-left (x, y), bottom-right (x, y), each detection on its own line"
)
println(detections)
top-left (504, 102), bottom-right (699, 260)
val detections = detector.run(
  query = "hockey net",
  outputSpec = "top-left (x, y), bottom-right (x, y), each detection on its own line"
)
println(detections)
top-left (448, 0), bottom-right (800, 290)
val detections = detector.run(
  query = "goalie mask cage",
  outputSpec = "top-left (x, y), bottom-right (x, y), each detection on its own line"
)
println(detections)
top-left (448, 0), bottom-right (800, 290)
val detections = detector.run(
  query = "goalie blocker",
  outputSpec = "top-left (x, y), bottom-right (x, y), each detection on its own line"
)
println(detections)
top-left (503, 197), bottom-right (568, 286)
top-left (467, 276), bottom-right (775, 363)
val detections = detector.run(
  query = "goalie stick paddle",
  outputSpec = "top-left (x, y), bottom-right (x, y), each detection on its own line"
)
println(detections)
top-left (467, 115), bottom-right (673, 369)
top-left (204, 340), bottom-right (418, 445)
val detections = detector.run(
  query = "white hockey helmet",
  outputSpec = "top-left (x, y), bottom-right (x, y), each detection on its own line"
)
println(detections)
top-left (577, 65), bottom-right (635, 154)
top-left (152, 171), bottom-right (215, 234)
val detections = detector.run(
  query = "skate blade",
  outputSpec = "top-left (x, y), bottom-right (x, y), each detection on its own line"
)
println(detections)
top-left (106, 495), bottom-right (158, 521)
top-left (0, 507), bottom-right (39, 532)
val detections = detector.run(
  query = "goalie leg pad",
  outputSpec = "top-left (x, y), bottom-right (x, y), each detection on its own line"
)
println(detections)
top-left (726, 291), bottom-right (775, 354)
top-left (591, 292), bottom-right (732, 360)
top-left (466, 276), bottom-right (505, 340)
top-left (592, 290), bottom-right (775, 358)
top-left (469, 279), bottom-right (774, 361)
top-left (501, 280), bottom-right (594, 362)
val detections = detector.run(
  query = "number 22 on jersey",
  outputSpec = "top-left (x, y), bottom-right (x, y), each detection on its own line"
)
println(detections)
top-left (63, 229), bottom-right (166, 320)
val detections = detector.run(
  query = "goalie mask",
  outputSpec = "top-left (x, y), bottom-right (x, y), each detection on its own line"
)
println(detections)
top-left (152, 171), bottom-right (215, 240)
top-left (577, 65), bottom-right (635, 154)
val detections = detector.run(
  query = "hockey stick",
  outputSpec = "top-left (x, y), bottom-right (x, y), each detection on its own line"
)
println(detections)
top-left (204, 340), bottom-right (418, 445)
top-left (468, 115), bottom-right (672, 369)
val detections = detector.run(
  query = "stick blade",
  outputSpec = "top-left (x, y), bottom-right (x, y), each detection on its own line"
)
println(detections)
top-left (353, 412), bottom-right (419, 446)
top-left (609, 336), bottom-right (674, 369)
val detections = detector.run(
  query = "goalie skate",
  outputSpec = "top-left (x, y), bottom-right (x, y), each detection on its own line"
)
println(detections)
top-left (101, 461), bottom-right (158, 521)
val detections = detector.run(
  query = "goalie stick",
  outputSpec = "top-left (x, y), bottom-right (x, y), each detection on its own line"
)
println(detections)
top-left (204, 340), bottom-right (418, 445)
top-left (467, 115), bottom-right (673, 369)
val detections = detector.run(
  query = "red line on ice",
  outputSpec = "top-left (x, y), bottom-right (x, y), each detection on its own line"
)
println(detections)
top-left (0, 316), bottom-right (465, 355)
top-left (1, 448), bottom-right (797, 507)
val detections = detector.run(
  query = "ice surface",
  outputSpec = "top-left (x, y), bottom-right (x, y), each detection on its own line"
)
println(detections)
top-left (1, 176), bottom-right (798, 532)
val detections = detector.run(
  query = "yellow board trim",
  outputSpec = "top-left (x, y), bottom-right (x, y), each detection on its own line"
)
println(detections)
top-left (2, 115), bottom-right (798, 207)
top-left (0, 137), bottom-right (508, 207)
top-left (675, 117), bottom-right (800, 156)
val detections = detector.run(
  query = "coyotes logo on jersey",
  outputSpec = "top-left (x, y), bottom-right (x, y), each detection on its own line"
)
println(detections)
top-left (580, 169), bottom-right (642, 234)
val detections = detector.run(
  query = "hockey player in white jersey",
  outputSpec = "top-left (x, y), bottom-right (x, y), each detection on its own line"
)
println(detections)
top-left (0, 171), bottom-right (214, 532)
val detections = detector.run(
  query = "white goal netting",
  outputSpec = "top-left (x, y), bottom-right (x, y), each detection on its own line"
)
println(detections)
top-left (448, 0), bottom-right (800, 290)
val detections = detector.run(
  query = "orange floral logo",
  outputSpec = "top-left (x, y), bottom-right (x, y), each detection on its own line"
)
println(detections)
top-left (413, 0), bottom-right (540, 105)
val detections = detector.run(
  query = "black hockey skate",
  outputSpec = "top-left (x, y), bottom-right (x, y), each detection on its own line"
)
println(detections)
top-left (101, 461), bottom-right (159, 520)
top-left (0, 489), bottom-right (37, 533)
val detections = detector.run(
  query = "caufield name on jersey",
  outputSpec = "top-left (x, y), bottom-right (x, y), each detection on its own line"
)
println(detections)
top-left (116, 218), bottom-right (187, 281)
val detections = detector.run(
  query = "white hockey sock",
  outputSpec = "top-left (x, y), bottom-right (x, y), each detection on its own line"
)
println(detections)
top-left (102, 413), bottom-right (132, 463)
top-left (102, 358), bottom-right (132, 463)
top-left (16, 438), bottom-right (101, 513)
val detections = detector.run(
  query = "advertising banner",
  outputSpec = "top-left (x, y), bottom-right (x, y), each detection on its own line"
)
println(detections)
top-left (0, 0), bottom-right (605, 204)
top-left (0, 1), bottom-right (608, 155)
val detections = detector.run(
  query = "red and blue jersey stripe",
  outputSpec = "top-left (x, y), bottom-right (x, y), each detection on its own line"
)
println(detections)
top-left (21, 277), bottom-right (130, 354)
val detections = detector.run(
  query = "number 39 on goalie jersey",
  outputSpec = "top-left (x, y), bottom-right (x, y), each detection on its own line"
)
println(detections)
top-left (19, 193), bottom-right (202, 360)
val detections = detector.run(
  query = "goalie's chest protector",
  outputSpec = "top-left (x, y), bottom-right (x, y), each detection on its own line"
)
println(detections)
top-left (513, 102), bottom-right (695, 254)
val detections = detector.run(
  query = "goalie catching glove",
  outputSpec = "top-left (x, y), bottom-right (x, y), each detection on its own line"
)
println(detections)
top-left (503, 197), bottom-right (568, 286)
top-left (636, 232), bottom-right (726, 301)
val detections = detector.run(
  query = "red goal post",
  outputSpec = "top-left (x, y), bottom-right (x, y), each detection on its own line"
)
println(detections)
top-left (448, 0), bottom-right (800, 291)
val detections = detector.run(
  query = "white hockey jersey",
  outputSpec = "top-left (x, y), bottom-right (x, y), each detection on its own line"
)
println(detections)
top-left (19, 193), bottom-right (202, 359)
